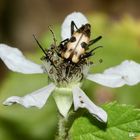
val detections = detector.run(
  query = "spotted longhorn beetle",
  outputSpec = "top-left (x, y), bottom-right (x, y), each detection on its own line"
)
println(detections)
top-left (58, 21), bottom-right (102, 63)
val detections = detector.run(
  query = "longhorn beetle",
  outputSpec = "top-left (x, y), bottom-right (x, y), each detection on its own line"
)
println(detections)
top-left (59, 21), bottom-right (102, 63)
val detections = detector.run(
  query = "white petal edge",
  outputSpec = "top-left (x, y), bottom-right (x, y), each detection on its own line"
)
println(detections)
top-left (87, 60), bottom-right (140, 88)
top-left (3, 83), bottom-right (56, 108)
top-left (72, 86), bottom-right (107, 123)
top-left (53, 88), bottom-right (73, 118)
top-left (61, 12), bottom-right (88, 40)
top-left (0, 44), bottom-right (44, 74)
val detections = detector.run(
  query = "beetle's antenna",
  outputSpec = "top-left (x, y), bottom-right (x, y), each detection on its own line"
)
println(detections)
top-left (33, 34), bottom-right (47, 56)
top-left (48, 25), bottom-right (57, 46)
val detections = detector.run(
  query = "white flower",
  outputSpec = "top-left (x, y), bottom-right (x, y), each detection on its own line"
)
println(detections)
top-left (1, 12), bottom-right (140, 123)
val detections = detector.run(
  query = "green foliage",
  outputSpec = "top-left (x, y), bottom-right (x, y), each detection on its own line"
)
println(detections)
top-left (69, 102), bottom-right (140, 140)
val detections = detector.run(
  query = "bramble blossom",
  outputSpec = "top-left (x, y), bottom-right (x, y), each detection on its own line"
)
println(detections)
top-left (1, 12), bottom-right (140, 123)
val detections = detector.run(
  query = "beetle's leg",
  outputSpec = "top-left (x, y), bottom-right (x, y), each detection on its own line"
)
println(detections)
top-left (59, 38), bottom-right (69, 49)
top-left (60, 38), bottom-right (69, 44)
top-left (59, 38), bottom-right (69, 50)
top-left (57, 38), bottom-right (69, 56)
top-left (90, 45), bottom-right (103, 52)
top-left (71, 21), bottom-right (78, 35)
top-left (87, 36), bottom-right (102, 47)
top-left (81, 51), bottom-right (95, 59)
top-left (81, 46), bottom-right (103, 59)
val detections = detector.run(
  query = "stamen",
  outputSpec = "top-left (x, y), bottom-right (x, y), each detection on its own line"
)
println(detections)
top-left (48, 25), bottom-right (57, 46)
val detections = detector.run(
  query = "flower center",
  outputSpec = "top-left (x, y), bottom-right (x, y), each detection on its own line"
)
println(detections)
top-left (41, 45), bottom-right (91, 87)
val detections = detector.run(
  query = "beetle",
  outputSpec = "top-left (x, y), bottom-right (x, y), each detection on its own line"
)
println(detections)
top-left (59, 21), bottom-right (102, 63)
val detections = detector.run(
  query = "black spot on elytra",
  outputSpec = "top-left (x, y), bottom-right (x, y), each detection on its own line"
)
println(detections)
top-left (70, 36), bottom-right (76, 42)
top-left (81, 42), bottom-right (87, 49)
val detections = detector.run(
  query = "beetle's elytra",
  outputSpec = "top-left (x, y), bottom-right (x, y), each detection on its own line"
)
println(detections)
top-left (59, 21), bottom-right (102, 63)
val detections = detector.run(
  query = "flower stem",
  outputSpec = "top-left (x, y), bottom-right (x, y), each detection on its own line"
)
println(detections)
top-left (57, 113), bottom-right (68, 140)
top-left (56, 110), bottom-right (82, 140)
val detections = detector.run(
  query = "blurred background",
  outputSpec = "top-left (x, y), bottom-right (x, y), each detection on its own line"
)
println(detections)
top-left (0, 0), bottom-right (140, 140)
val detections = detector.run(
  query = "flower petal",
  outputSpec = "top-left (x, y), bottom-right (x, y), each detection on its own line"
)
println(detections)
top-left (72, 86), bottom-right (107, 122)
top-left (87, 60), bottom-right (140, 88)
top-left (0, 44), bottom-right (44, 74)
top-left (61, 12), bottom-right (88, 40)
top-left (87, 74), bottom-right (125, 88)
top-left (3, 83), bottom-right (56, 108)
top-left (104, 60), bottom-right (140, 85)
top-left (53, 88), bottom-right (73, 118)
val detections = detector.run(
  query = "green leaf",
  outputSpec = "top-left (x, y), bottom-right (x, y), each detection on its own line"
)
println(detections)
top-left (69, 102), bottom-right (140, 140)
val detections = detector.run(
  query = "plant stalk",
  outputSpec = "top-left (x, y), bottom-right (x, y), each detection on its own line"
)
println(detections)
top-left (56, 113), bottom-right (68, 140)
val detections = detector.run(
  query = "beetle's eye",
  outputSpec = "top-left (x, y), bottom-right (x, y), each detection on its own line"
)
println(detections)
top-left (81, 42), bottom-right (87, 48)
top-left (70, 36), bottom-right (76, 42)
